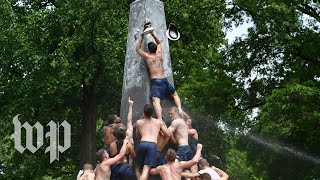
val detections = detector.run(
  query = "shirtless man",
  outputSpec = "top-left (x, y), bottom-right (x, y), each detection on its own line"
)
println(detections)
top-left (168, 106), bottom-right (193, 162)
top-left (149, 144), bottom-right (203, 180)
top-left (136, 30), bottom-right (183, 120)
top-left (110, 125), bottom-right (136, 180)
top-left (94, 139), bottom-right (129, 180)
top-left (186, 118), bottom-right (198, 143)
top-left (182, 158), bottom-right (229, 180)
top-left (126, 97), bottom-right (134, 144)
top-left (103, 114), bottom-right (121, 154)
top-left (79, 163), bottom-right (95, 180)
top-left (186, 117), bottom-right (199, 172)
top-left (135, 104), bottom-right (171, 180)
top-left (155, 123), bottom-right (176, 167)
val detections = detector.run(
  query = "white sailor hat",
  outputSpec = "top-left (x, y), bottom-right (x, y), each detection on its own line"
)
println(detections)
top-left (166, 23), bottom-right (180, 41)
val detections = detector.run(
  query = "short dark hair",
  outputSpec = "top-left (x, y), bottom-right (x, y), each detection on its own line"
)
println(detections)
top-left (107, 114), bottom-right (117, 125)
top-left (96, 149), bottom-right (106, 162)
top-left (144, 104), bottom-right (153, 118)
top-left (148, 42), bottom-right (157, 53)
top-left (166, 148), bottom-right (176, 162)
top-left (199, 173), bottom-right (211, 180)
top-left (113, 125), bottom-right (126, 140)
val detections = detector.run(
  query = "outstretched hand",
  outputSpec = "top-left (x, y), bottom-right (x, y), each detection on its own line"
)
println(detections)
top-left (123, 139), bottom-right (129, 145)
top-left (128, 97), bottom-right (134, 107)
top-left (197, 143), bottom-right (203, 150)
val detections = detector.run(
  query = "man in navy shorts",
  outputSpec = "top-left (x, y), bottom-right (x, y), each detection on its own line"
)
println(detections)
top-left (136, 29), bottom-right (184, 120)
top-left (135, 104), bottom-right (171, 180)
top-left (168, 106), bottom-right (193, 162)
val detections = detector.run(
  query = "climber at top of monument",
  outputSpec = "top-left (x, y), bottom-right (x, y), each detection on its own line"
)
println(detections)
top-left (136, 27), bottom-right (184, 121)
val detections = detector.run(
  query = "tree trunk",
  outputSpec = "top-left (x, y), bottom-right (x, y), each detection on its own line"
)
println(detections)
top-left (80, 84), bottom-right (97, 167)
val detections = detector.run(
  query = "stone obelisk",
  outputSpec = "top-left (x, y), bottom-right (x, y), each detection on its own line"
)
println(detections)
top-left (120, 0), bottom-right (175, 126)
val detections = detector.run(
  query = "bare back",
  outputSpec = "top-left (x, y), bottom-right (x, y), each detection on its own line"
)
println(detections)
top-left (145, 53), bottom-right (164, 79)
top-left (157, 130), bottom-right (170, 151)
top-left (94, 163), bottom-right (111, 180)
top-left (170, 118), bottom-right (189, 146)
top-left (156, 162), bottom-right (184, 180)
top-left (103, 125), bottom-right (116, 147)
top-left (136, 117), bottom-right (161, 143)
top-left (79, 171), bottom-right (95, 180)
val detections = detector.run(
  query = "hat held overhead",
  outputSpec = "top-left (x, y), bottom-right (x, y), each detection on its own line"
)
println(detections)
top-left (143, 22), bottom-right (155, 35)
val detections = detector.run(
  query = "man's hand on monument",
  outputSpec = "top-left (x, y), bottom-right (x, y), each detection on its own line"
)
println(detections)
top-left (128, 97), bottom-right (134, 107)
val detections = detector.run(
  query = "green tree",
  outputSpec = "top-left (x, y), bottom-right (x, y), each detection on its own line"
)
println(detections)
top-left (1, 0), bottom-right (129, 178)
top-left (222, 0), bottom-right (320, 179)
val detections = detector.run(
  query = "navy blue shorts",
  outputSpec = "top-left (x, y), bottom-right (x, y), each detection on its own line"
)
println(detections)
top-left (136, 141), bottom-right (157, 167)
top-left (156, 151), bottom-right (165, 166)
top-left (111, 162), bottom-right (137, 180)
top-left (176, 145), bottom-right (193, 162)
top-left (150, 78), bottom-right (176, 100)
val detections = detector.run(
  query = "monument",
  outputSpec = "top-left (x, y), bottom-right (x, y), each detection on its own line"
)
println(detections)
top-left (120, 0), bottom-right (176, 126)
top-left (120, 0), bottom-right (176, 179)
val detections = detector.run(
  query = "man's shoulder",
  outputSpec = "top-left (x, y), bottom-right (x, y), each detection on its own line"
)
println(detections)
top-left (174, 118), bottom-right (185, 124)
top-left (144, 53), bottom-right (154, 60)
top-left (153, 118), bottom-right (165, 125)
top-left (152, 117), bottom-right (161, 122)
top-left (102, 159), bottom-right (113, 167)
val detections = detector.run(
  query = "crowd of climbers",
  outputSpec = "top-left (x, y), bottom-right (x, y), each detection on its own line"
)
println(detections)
top-left (76, 30), bottom-right (229, 180)
top-left (77, 101), bottom-right (228, 180)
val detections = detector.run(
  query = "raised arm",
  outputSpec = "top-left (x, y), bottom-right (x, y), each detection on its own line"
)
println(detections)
top-left (150, 31), bottom-right (162, 53)
top-left (169, 131), bottom-right (177, 144)
top-left (136, 33), bottom-right (149, 59)
top-left (183, 113), bottom-right (191, 121)
top-left (106, 139), bottom-right (129, 165)
top-left (168, 120), bottom-right (177, 134)
top-left (160, 121), bottom-right (171, 138)
top-left (149, 168), bottom-right (159, 175)
top-left (150, 31), bottom-right (161, 45)
top-left (128, 143), bottom-right (136, 159)
top-left (126, 97), bottom-right (134, 143)
top-left (180, 144), bottom-right (203, 169)
top-left (189, 129), bottom-right (198, 141)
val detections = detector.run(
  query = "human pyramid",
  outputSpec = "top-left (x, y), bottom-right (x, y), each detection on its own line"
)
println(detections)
top-left (77, 24), bottom-right (229, 180)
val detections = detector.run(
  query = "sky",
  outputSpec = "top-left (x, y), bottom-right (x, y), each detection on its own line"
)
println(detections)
top-left (225, 21), bottom-right (253, 44)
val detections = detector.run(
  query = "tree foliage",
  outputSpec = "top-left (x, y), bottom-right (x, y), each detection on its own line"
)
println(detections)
top-left (220, 0), bottom-right (320, 179)
top-left (1, 0), bottom-right (129, 178)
